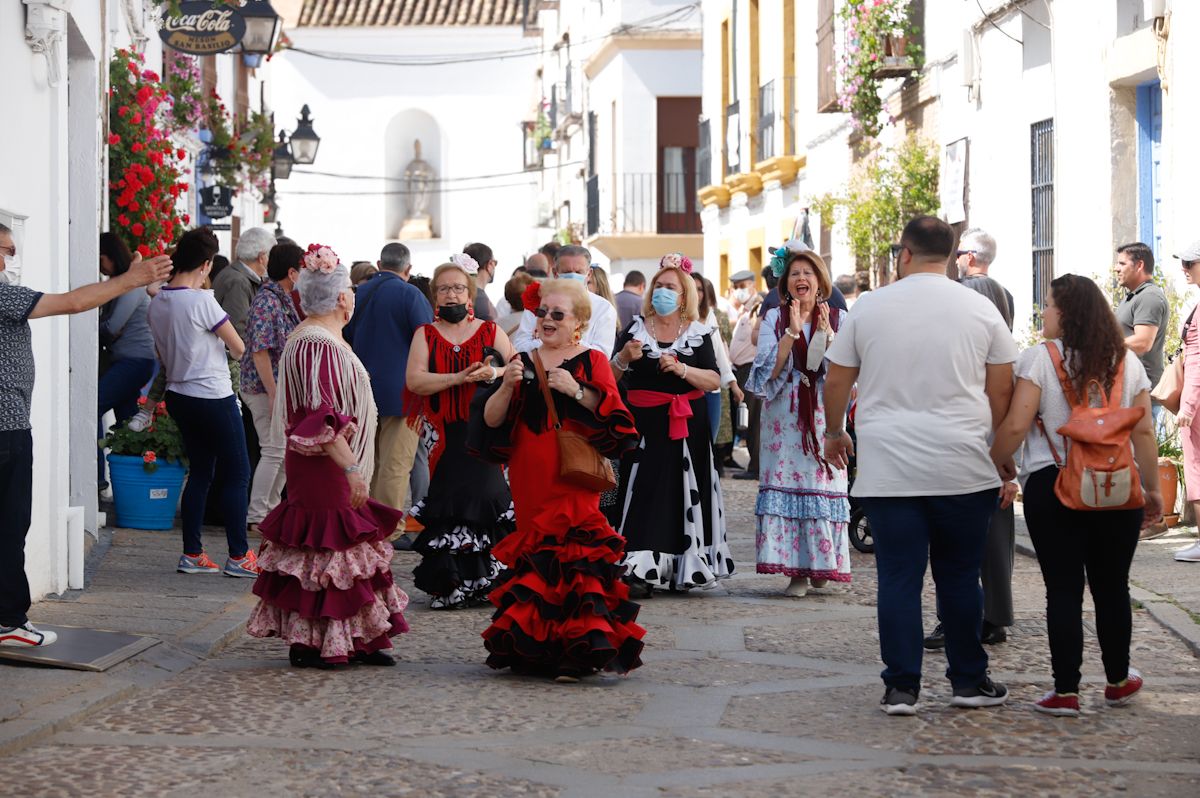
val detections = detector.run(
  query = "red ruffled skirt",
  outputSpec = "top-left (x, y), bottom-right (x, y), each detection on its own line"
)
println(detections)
top-left (482, 420), bottom-right (646, 676)
top-left (247, 452), bottom-right (409, 663)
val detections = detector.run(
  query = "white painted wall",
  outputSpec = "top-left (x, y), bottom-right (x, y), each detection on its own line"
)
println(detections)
top-left (268, 27), bottom-right (540, 276)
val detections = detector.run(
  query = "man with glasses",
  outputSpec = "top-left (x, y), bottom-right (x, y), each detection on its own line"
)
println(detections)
top-left (464, 241), bottom-right (497, 321)
top-left (0, 225), bottom-right (15, 285)
top-left (1114, 242), bottom-right (1168, 427)
top-left (923, 227), bottom-right (1016, 652)
top-left (511, 244), bottom-right (617, 356)
top-left (1, 230), bottom-right (171, 647)
top-left (344, 242), bottom-right (434, 526)
top-left (824, 216), bottom-right (1017, 716)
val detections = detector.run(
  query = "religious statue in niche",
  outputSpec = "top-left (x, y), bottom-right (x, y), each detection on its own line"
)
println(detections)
top-left (398, 139), bottom-right (436, 239)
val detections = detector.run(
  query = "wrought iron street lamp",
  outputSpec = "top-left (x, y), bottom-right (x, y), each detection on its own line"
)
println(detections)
top-left (271, 131), bottom-right (293, 180)
top-left (239, 0), bottom-right (283, 56)
top-left (288, 105), bottom-right (320, 165)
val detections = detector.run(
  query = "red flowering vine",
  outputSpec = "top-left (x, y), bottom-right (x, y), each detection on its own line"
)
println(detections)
top-left (108, 49), bottom-right (188, 257)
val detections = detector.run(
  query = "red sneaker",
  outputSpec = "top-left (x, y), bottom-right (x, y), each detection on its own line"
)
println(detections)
top-left (1105, 671), bottom-right (1143, 707)
top-left (1034, 691), bottom-right (1080, 717)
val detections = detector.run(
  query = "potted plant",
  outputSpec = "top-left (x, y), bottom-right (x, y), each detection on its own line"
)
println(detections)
top-left (1156, 419), bottom-right (1184, 527)
top-left (102, 397), bottom-right (188, 530)
top-left (834, 0), bottom-right (924, 137)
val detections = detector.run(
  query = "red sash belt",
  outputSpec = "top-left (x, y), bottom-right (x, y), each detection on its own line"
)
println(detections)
top-left (625, 388), bottom-right (704, 440)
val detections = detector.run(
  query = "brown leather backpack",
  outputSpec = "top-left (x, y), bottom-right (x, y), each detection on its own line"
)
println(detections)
top-left (1038, 343), bottom-right (1145, 511)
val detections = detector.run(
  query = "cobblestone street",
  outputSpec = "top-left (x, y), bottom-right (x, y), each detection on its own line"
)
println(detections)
top-left (4, 475), bottom-right (1197, 797)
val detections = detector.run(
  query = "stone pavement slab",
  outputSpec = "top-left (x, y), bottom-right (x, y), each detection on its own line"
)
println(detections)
top-left (6, 474), bottom-right (1198, 796)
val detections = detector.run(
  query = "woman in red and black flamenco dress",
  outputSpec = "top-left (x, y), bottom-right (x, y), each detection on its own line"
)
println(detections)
top-left (247, 247), bottom-right (409, 669)
top-left (474, 278), bottom-right (645, 681)
top-left (404, 257), bottom-right (516, 609)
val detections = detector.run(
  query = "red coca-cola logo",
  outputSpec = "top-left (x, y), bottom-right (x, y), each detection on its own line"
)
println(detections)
top-left (159, 1), bottom-right (246, 55)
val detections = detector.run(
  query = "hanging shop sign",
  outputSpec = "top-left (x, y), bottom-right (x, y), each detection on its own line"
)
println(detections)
top-left (200, 185), bottom-right (235, 219)
top-left (159, 2), bottom-right (247, 56)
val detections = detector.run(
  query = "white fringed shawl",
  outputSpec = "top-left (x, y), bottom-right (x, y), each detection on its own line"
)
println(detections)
top-left (271, 324), bottom-right (378, 483)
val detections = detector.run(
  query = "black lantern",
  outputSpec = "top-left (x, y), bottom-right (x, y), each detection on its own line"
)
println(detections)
top-left (271, 131), bottom-right (293, 180)
top-left (263, 182), bottom-right (279, 224)
top-left (274, 222), bottom-right (286, 240)
top-left (240, 0), bottom-right (283, 56)
top-left (289, 105), bottom-right (320, 165)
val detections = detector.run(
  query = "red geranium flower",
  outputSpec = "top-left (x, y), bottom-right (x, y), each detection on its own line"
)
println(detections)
top-left (137, 244), bottom-right (151, 257)
top-left (142, 451), bottom-right (157, 464)
top-left (131, 223), bottom-right (144, 237)
top-left (107, 134), bottom-right (120, 146)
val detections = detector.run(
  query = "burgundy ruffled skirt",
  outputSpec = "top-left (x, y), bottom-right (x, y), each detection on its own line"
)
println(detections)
top-left (247, 452), bottom-right (409, 663)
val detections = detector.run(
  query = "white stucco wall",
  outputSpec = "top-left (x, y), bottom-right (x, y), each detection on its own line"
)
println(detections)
top-left (268, 27), bottom-right (540, 276)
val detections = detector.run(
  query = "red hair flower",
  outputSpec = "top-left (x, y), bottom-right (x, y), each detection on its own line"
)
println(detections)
top-left (521, 280), bottom-right (542, 312)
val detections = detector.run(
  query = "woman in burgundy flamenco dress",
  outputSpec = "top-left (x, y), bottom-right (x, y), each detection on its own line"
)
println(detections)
top-left (247, 247), bottom-right (409, 669)
top-left (475, 278), bottom-right (645, 682)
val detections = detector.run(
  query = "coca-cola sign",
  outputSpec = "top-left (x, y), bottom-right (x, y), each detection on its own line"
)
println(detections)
top-left (159, 1), bottom-right (246, 55)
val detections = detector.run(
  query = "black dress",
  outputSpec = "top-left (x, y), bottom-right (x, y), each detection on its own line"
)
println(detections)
top-left (614, 316), bottom-right (735, 590)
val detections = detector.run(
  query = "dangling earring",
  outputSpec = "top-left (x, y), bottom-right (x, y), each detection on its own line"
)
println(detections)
top-left (434, 305), bottom-right (441, 321)
top-left (467, 303), bottom-right (475, 322)
top-left (573, 329), bottom-right (582, 344)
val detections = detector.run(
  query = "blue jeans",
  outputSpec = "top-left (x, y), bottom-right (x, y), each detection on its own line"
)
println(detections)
top-left (98, 357), bottom-right (156, 484)
top-left (165, 391), bottom-right (250, 558)
top-left (860, 489), bottom-right (997, 692)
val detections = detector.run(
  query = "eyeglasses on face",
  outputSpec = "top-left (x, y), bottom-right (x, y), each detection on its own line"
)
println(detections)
top-left (889, 243), bottom-right (907, 259)
top-left (534, 307), bottom-right (570, 321)
top-left (0, 244), bottom-right (15, 257)
top-left (956, 249), bottom-right (977, 258)
top-left (1184, 261), bottom-right (1198, 270)
top-left (435, 284), bottom-right (469, 296)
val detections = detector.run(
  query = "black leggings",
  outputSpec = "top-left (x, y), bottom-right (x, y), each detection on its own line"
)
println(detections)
top-left (1023, 466), bottom-right (1141, 694)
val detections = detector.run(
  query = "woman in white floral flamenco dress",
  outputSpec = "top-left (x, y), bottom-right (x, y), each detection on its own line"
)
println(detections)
top-left (247, 244), bottom-right (409, 669)
top-left (747, 243), bottom-right (851, 597)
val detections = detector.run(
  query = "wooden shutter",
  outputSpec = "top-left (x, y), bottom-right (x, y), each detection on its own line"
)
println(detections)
top-left (816, 0), bottom-right (837, 113)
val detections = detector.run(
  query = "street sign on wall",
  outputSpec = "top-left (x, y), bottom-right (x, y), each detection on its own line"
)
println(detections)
top-left (200, 185), bottom-right (234, 220)
top-left (159, 1), bottom-right (247, 55)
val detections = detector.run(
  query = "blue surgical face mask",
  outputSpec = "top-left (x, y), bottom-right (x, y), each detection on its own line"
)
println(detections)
top-left (651, 287), bottom-right (680, 315)
top-left (559, 271), bottom-right (587, 284)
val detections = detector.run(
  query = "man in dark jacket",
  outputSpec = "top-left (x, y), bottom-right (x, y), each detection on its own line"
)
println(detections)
top-left (344, 242), bottom-right (433, 514)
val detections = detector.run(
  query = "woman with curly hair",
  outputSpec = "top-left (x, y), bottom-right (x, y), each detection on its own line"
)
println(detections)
top-left (991, 273), bottom-right (1161, 716)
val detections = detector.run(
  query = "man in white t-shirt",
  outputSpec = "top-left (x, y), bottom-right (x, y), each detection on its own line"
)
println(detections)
top-left (511, 245), bottom-right (617, 355)
top-left (823, 216), bottom-right (1018, 716)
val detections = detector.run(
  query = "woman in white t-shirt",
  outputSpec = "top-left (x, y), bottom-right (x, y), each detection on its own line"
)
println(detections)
top-left (147, 227), bottom-right (256, 579)
top-left (990, 274), bottom-right (1161, 718)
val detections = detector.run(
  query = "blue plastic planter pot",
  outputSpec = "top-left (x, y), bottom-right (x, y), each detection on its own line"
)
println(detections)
top-left (107, 453), bottom-right (187, 530)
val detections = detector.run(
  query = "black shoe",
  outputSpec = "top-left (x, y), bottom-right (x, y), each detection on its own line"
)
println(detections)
top-left (923, 622), bottom-right (945, 650)
top-left (950, 676), bottom-right (1008, 708)
top-left (733, 470), bottom-right (759, 481)
top-left (392, 535), bottom-right (414, 552)
top-left (981, 622), bottom-right (1008, 645)
top-left (289, 646), bottom-right (335, 670)
top-left (353, 650), bottom-right (396, 666)
top-left (626, 577), bottom-right (654, 599)
top-left (880, 686), bottom-right (919, 716)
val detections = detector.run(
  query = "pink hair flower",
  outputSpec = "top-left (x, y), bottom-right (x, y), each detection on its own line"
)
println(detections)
top-left (303, 244), bottom-right (340, 274)
top-left (660, 252), bottom-right (694, 274)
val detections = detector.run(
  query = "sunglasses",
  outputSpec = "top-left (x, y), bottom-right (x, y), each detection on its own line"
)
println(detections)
top-left (534, 307), bottom-right (569, 321)
top-left (889, 243), bottom-right (907, 259)
top-left (956, 249), bottom-right (977, 258)
top-left (1184, 261), bottom-right (1198, 270)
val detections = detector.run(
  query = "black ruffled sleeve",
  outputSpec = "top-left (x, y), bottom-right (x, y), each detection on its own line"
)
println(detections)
top-left (466, 374), bottom-right (523, 464)
top-left (562, 349), bottom-right (639, 457)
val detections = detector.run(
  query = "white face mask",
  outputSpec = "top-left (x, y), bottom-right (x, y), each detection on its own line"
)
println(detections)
top-left (733, 287), bottom-right (752, 303)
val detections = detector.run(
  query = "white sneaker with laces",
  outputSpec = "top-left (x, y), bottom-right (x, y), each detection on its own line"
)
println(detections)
top-left (1174, 542), bottom-right (1200, 562)
top-left (0, 622), bottom-right (58, 647)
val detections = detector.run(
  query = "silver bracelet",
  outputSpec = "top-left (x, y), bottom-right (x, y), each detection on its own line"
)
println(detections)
top-left (682, 364), bottom-right (689, 380)
top-left (612, 355), bottom-right (630, 372)
top-left (822, 428), bottom-right (844, 439)
top-left (343, 464), bottom-right (361, 475)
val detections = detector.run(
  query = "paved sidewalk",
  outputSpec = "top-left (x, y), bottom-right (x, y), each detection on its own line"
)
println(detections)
top-left (0, 526), bottom-right (259, 755)
top-left (1014, 507), bottom-right (1200, 657)
top-left (5, 479), bottom-right (1199, 796)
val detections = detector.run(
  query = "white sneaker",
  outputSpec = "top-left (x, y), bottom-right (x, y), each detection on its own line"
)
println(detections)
top-left (1173, 542), bottom-right (1200, 562)
top-left (0, 622), bottom-right (58, 647)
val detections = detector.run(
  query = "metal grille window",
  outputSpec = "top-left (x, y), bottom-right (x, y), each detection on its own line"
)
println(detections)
top-left (698, 117), bottom-right (712, 188)
top-left (1031, 119), bottom-right (1054, 310)
top-left (586, 174), bottom-right (599, 237)
top-left (757, 81), bottom-right (775, 161)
